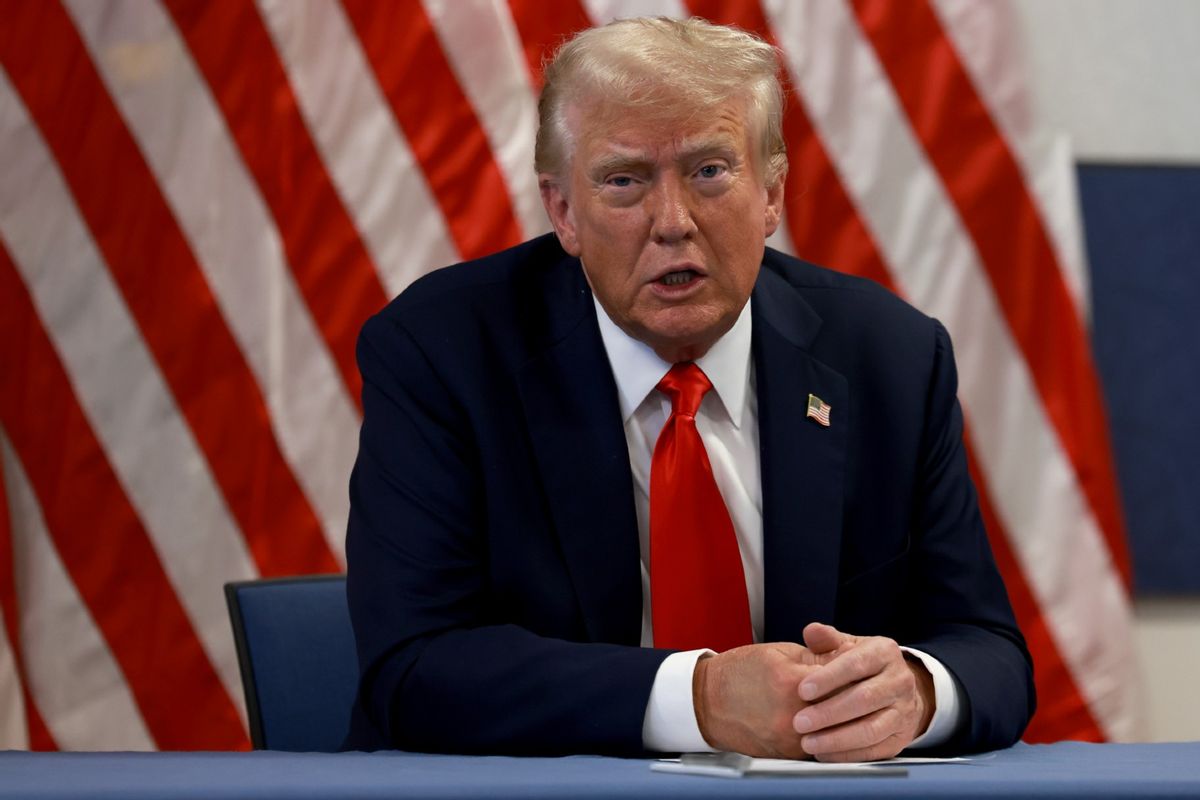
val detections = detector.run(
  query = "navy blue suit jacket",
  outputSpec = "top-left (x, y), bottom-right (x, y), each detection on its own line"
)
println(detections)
top-left (343, 234), bottom-right (1034, 755)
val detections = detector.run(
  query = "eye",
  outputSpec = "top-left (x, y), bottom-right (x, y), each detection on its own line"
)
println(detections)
top-left (607, 175), bottom-right (634, 188)
top-left (696, 163), bottom-right (726, 179)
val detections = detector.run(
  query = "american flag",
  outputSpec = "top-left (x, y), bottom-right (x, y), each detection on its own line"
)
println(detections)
top-left (806, 394), bottom-right (831, 428)
top-left (0, 0), bottom-right (1141, 750)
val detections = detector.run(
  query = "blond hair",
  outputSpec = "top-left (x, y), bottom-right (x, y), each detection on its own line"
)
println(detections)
top-left (535, 17), bottom-right (787, 186)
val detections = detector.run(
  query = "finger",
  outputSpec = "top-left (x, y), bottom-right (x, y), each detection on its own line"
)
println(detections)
top-left (793, 669), bottom-right (907, 734)
top-left (811, 734), bottom-right (907, 763)
top-left (799, 706), bottom-right (907, 759)
top-left (802, 622), bottom-right (851, 655)
top-left (798, 637), bottom-right (897, 701)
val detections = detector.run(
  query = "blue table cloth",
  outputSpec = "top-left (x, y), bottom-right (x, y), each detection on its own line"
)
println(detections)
top-left (2, 742), bottom-right (1198, 799)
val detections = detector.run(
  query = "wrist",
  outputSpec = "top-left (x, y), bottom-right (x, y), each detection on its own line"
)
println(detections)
top-left (692, 652), bottom-right (716, 748)
top-left (904, 653), bottom-right (936, 736)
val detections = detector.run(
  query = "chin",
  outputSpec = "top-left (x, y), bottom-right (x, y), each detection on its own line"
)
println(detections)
top-left (643, 329), bottom-right (722, 363)
top-left (646, 312), bottom-right (731, 351)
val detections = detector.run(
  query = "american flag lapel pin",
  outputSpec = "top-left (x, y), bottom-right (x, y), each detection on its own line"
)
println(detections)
top-left (806, 393), bottom-right (832, 427)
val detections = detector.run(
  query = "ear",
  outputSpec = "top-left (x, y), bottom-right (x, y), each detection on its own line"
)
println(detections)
top-left (763, 169), bottom-right (786, 237)
top-left (539, 174), bottom-right (581, 256)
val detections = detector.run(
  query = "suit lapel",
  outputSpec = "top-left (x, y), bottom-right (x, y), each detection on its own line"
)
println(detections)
top-left (753, 268), bottom-right (849, 643)
top-left (516, 259), bottom-right (642, 646)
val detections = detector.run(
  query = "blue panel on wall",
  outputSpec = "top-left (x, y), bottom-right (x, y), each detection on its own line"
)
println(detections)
top-left (1079, 163), bottom-right (1200, 594)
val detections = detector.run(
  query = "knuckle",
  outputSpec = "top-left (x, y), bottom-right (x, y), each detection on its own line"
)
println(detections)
top-left (881, 732), bottom-right (905, 759)
top-left (868, 709), bottom-right (900, 744)
top-left (883, 710), bottom-right (902, 743)
top-left (858, 682), bottom-right (882, 711)
top-left (778, 642), bottom-right (805, 659)
top-left (766, 663), bottom-right (793, 694)
top-left (862, 718), bottom-right (884, 745)
top-left (768, 714), bottom-right (794, 740)
top-left (873, 639), bottom-right (901, 669)
top-left (767, 718), bottom-right (802, 752)
top-left (800, 706), bottom-right (824, 730)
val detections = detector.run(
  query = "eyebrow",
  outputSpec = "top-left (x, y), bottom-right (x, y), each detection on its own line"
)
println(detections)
top-left (677, 134), bottom-right (739, 161)
top-left (589, 153), bottom-right (650, 179)
top-left (587, 135), bottom-right (741, 180)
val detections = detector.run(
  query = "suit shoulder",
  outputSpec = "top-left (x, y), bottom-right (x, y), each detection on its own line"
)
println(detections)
top-left (762, 247), bottom-right (932, 329)
top-left (382, 235), bottom-right (566, 318)
top-left (358, 234), bottom-right (584, 371)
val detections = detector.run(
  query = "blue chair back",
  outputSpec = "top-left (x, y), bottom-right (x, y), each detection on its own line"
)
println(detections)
top-left (224, 575), bottom-right (356, 751)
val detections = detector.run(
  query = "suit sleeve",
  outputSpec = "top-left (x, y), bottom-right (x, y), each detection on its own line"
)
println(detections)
top-left (344, 312), bottom-right (669, 755)
top-left (903, 320), bottom-right (1037, 752)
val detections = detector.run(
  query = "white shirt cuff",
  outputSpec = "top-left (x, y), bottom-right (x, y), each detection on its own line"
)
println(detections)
top-left (641, 649), bottom-right (717, 753)
top-left (901, 646), bottom-right (964, 749)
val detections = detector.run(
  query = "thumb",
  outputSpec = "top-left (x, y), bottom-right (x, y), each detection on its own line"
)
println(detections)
top-left (803, 622), bottom-right (851, 654)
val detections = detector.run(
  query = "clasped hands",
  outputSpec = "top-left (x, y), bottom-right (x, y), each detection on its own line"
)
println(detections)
top-left (692, 622), bottom-right (935, 762)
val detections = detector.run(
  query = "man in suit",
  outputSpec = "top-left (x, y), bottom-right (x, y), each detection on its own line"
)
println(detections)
top-left (343, 17), bottom-right (1034, 759)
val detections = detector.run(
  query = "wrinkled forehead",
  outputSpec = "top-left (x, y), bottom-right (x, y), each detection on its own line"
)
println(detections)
top-left (562, 89), bottom-right (761, 165)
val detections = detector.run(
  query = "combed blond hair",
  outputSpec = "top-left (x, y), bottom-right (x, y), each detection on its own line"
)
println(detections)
top-left (535, 17), bottom-right (787, 186)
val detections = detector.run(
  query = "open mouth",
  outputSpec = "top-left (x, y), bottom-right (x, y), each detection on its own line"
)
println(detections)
top-left (659, 269), bottom-right (699, 286)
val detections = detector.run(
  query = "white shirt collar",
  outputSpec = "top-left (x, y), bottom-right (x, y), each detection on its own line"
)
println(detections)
top-left (593, 295), bottom-right (753, 429)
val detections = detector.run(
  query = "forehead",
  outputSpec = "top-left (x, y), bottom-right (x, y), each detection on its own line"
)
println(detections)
top-left (568, 99), bottom-right (754, 167)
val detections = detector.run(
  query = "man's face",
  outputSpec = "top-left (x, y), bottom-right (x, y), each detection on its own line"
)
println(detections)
top-left (540, 98), bottom-right (784, 363)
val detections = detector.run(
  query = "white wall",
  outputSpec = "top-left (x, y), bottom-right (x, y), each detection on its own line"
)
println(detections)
top-left (1016, 0), bottom-right (1200, 163)
top-left (1015, 0), bottom-right (1200, 742)
top-left (1135, 601), bottom-right (1200, 741)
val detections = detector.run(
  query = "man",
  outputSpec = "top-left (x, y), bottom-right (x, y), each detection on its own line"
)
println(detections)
top-left (343, 17), bottom-right (1034, 760)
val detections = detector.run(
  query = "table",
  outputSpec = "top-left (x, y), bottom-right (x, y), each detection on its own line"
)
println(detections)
top-left (2, 742), bottom-right (1198, 799)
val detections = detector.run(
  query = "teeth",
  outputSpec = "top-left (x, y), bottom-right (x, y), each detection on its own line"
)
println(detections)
top-left (661, 270), bottom-right (695, 286)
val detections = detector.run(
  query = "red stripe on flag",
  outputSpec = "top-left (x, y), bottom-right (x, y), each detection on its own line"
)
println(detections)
top-left (684, 1), bottom-right (895, 288)
top-left (164, 0), bottom-right (386, 408)
top-left (0, 0), bottom-right (338, 578)
top-left (0, 247), bottom-right (248, 750)
top-left (850, 0), bottom-right (1131, 588)
top-left (341, 0), bottom-right (523, 261)
top-left (966, 441), bottom-right (1106, 742)
top-left (507, 0), bottom-right (592, 89)
top-left (778, 98), bottom-right (896, 288)
top-left (0, 427), bottom-right (59, 751)
top-left (21, 689), bottom-right (57, 751)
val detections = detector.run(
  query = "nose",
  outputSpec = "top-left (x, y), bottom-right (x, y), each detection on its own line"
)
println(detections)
top-left (647, 174), bottom-right (697, 243)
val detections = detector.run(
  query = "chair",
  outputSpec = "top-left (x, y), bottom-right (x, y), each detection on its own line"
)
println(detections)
top-left (224, 574), bottom-right (357, 751)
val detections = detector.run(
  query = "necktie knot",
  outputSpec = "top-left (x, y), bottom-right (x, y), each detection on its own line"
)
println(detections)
top-left (657, 362), bottom-right (712, 419)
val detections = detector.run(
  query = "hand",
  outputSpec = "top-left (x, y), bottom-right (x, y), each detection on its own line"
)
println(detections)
top-left (692, 643), bottom-right (829, 759)
top-left (790, 623), bottom-right (935, 762)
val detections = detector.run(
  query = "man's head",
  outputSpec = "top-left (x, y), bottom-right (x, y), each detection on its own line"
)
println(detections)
top-left (536, 17), bottom-right (788, 363)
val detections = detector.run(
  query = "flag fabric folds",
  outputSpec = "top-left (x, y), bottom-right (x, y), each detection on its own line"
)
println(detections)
top-left (0, 0), bottom-right (1141, 750)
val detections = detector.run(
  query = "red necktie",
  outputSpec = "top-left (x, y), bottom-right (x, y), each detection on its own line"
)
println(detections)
top-left (650, 363), bottom-right (752, 652)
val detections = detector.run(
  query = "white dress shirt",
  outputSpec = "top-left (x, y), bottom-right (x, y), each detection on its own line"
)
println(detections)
top-left (592, 296), bottom-right (963, 753)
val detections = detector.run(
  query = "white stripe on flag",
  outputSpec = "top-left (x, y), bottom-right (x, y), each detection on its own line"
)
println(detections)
top-left (932, 0), bottom-right (1092, 320)
top-left (425, 0), bottom-right (548, 241)
top-left (765, 0), bottom-right (1140, 740)
top-left (581, 0), bottom-right (687, 23)
top-left (257, 0), bottom-right (460, 294)
top-left (0, 578), bottom-right (28, 750)
top-left (0, 68), bottom-right (253, 716)
top-left (66, 0), bottom-right (359, 557)
top-left (1, 433), bottom-right (155, 751)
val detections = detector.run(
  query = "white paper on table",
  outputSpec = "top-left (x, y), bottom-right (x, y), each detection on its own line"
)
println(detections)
top-left (651, 751), bottom-right (971, 778)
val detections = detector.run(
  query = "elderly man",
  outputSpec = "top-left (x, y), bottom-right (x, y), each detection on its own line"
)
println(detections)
top-left (343, 17), bottom-right (1034, 761)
